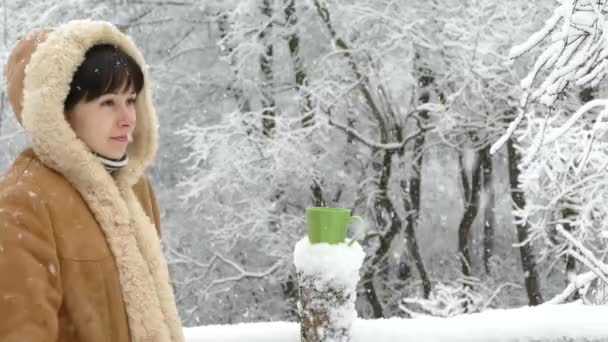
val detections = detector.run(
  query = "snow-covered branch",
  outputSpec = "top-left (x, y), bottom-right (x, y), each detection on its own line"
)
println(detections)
top-left (557, 224), bottom-right (608, 281)
top-left (544, 99), bottom-right (608, 143)
top-left (546, 271), bottom-right (598, 304)
top-left (494, 0), bottom-right (608, 149)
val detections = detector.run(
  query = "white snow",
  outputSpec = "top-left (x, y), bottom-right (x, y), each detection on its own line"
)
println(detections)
top-left (183, 302), bottom-right (608, 341)
top-left (571, 9), bottom-right (597, 27)
top-left (293, 237), bottom-right (365, 289)
top-left (184, 322), bottom-right (299, 342)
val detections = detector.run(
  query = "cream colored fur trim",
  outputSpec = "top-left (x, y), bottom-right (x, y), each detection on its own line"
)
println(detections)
top-left (20, 19), bottom-right (183, 342)
top-left (124, 188), bottom-right (184, 340)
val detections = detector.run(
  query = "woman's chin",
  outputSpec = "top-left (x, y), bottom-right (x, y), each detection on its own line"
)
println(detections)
top-left (103, 142), bottom-right (128, 158)
top-left (98, 148), bottom-right (127, 159)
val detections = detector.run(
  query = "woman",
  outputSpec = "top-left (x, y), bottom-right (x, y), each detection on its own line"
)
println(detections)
top-left (0, 20), bottom-right (184, 342)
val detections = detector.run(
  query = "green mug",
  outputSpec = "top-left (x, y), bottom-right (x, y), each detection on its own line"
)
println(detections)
top-left (306, 207), bottom-right (364, 245)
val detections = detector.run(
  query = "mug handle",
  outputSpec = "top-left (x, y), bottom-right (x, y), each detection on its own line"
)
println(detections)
top-left (347, 215), bottom-right (365, 246)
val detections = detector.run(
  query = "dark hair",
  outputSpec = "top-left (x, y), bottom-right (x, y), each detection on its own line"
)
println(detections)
top-left (64, 44), bottom-right (144, 113)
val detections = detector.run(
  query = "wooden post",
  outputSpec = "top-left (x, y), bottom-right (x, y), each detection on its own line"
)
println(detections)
top-left (298, 273), bottom-right (354, 341)
top-left (294, 238), bottom-right (364, 342)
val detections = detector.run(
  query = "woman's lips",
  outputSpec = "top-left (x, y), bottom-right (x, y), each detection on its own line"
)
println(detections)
top-left (111, 136), bottom-right (128, 142)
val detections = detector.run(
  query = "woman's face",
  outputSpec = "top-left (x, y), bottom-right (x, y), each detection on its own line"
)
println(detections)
top-left (67, 88), bottom-right (137, 159)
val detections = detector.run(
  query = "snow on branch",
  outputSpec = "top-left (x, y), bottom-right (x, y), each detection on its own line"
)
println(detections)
top-left (557, 224), bottom-right (608, 284)
top-left (489, 108), bottom-right (527, 154)
top-left (544, 99), bottom-right (608, 144)
top-left (509, 7), bottom-right (563, 59)
top-left (520, 0), bottom-right (608, 106)
top-left (493, 0), bottom-right (608, 153)
top-left (546, 271), bottom-right (598, 304)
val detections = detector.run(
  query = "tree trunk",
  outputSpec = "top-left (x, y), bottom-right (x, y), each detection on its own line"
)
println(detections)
top-left (562, 207), bottom-right (580, 301)
top-left (313, 0), bottom-right (388, 142)
top-left (480, 145), bottom-right (495, 275)
top-left (284, 0), bottom-right (315, 127)
top-left (310, 178), bottom-right (325, 207)
top-left (313, 0), bottom-right (400, 318)
top-left (284, 0), bottom-right (324, 205)
top-left (218, 11), bottom-right (252, 114)
top-left (507, 138), bottom-right (544, 305)
top-left (362, 150), bottom-right (401, 318)
top-left (398, 69), bottom-right (436, 300)
top-left (259, 0), bottom-right (276, 137)
top-left (361, 269), bottom-right (384, 319)
top-left (457, 149), bottom-right (483, 278)
top-left (403, 129), bottom-right (431, 298)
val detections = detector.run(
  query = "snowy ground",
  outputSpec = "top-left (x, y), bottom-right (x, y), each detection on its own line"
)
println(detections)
top-left (183, 302), bottom-right (608, 342)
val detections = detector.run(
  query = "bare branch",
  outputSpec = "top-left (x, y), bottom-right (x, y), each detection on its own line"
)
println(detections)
top-left (203, 258), bottom-right (283, 294)
top-left (327, 115), bottom-right (427, 151)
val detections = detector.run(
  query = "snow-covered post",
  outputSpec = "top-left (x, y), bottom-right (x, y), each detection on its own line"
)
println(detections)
top-left (293, 238), bottom-right (365, 342)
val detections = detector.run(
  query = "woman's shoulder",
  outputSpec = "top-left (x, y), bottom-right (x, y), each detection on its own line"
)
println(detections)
top-left (0, 148), bottom-right (72, 201)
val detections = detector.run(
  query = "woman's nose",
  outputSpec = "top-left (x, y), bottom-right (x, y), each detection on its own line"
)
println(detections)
top-left (117, 105), bottom-right (136, 127)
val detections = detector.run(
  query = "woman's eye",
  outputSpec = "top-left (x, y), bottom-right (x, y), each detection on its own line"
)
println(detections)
top-left (101, 99), bottom-right (114, 106)
top-left (127, 98), bottom-right (137, 105)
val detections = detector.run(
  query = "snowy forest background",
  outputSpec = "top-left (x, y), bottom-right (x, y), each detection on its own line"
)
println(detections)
top-left (2, 0), bottom-right (608, 328)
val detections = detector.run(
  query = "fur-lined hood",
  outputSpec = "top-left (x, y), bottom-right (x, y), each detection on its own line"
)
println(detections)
top-left (5, 19), bottom-right (157, 188)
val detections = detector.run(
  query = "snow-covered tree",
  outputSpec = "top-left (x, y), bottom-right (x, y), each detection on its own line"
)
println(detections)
top-left (496, 0), bottom-right (608, 304)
